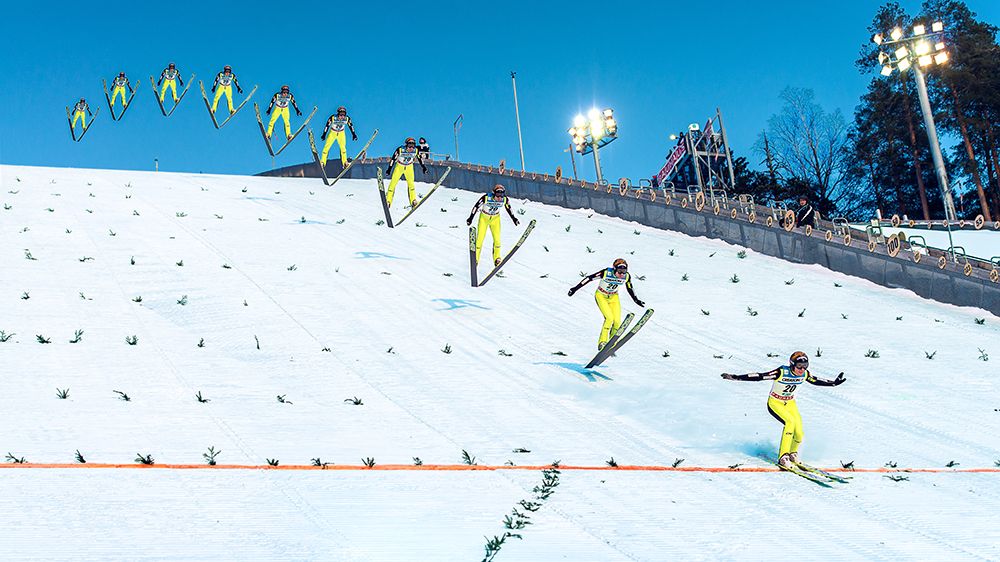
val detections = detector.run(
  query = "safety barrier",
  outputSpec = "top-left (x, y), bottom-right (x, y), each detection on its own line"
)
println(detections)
top-left (258, 158), bottom-right (1000, 316)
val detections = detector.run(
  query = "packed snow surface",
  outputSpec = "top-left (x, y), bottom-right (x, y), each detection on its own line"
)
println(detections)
top-left (1, 165), bottom-right (998, 561)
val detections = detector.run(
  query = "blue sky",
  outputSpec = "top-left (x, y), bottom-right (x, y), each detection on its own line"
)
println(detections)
top-left (1, 0), bottom-right (997, 181)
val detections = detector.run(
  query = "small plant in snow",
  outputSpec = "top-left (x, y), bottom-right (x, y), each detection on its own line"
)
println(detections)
top-left (978, 348), bottom-right (989, 361)
top-left (672, 458), bottom-right (685, 468)
top-left (287, 264), bottom-right (297, 271)
top-left (69, 329), bottom-right (84, 344)
top-left (415, 222), bottom-right (427, 227)
top-left (114, 390), bottom-right (131, 401)
top-left (896, 316), bottom-right (903, 321)
top-left (441, 343), bottom-right (452, 354)
top-left (865, 349), bottom-right (880, 358)
top-left (336, 219), bottom-right (345, 224)
top-left (841, 314), bottom-right (849, 320)
top-left (258, 218), bottom-right (269, 222)
top-left (214, 214), bottom-right (223, 219)
top-left (362, 457), bottom-right (376, 468)
top-left (65, 229), bottom-right (72, 233)
top-left (203, 446), bottom-right (222, 466)
top-left (21, 292), bottom-right (30, 300)
top-left (925, 351), bottom-right (937, 360)
top-left (708, 252), bottom-right (716, 258)
top-left (255, 335), bottom-right (261, 350)
top-left (662, 350), bottom-right (670, 357)
top-left (785, 278), bottom-right (795, 285)
top-left (79, 256), bottom-right (94, 262)
top-left (344, 396), bottom-right (363, 405)
top-left (729, 274), bottom-right (740, 283)
top-left (413, 457), bottom-right (423, 466)
top-left (816, 348), bottom-right (823, 357)
top-left (176, 211), bottom-right (187, 217)
top-left (197, 338), bottom-right (205, 348)
top-left (701, 309), bottom-right (710, 316)
top-left (322, 347), bottom-right (330, 352)
top-left (737, 250), bottom-right (747, 259)
top-left (564, 224), bottom-right (572, 233)
top-left (276, 394), bottom-right (292, 404)
top-left (130, 256), bottom-right (135, 265)
top-left (885, 475), bottom-right (909, 482)
top-left (310, 458), bottom-right (330, 468)
top-left (75, 450), bottom-right (86, 463)
top-left (974, 318), bottom-right (985, 325)
top-left (175, 260), bottom-right (184, 267)
top-left (513, 448), bottom-right (531, 453)
top-left (2, 204), bottom-right (10, 211)
top-left (79, 292), bottom-right (91, 301)
top-left (36, 334), bottom-right (51, 344)
top-left (442, 272), bottom-right (453, 277)
top-left (606, 457), bottom-right (618, 467)
top-left (586, 246), bottom-right (595, 253)
top-left (551, 350), bottom-right (567, 356)
top-left (543, 245), bottom-right (549, 252)
top-left (176, 295), bottom-right (188, 305)
top-left (884, 460), bottom-right (898, 468)
top-left (241, 187), bottom-right (248, 193)
top-left (767, 352), bottom-right (779, 358)
top-left (195, 391), bottom-right (210, 403)
top-left (6, 453), bottom-right (26, 464)
top-left (840, 460), bottom-right (855, 470)
top-left (375, 219), bottom-right (385, 226)
top-left (56, 388), bottom-right (70, 399)
top-left (747, 306), bottom-right (758, 317)
top-left (125, 335), bottom-right (138, 345)
top-left (798, 309), bottom-right (807, 318)
top-left (834, 282), bottom-right (842, 287)
top-left (222, 263), bottom-right (232, 269)
top-left (713, 354), bottom-right (724, 359)
top-left (633, 229), bottom-right (641, 235)
top-left (132, 296), bottom-right (142, 303)
top-left (498, 349), bottom-right (513, 357)
top-left (945, 460), bottom-right (960, 468)
top-left (135, 453), bottom-right (154, 465)
top-left (24, 249), bottom-right (37, 260)
top-left (462, 449), bottom-right (478, 465)
top-left (267, 458), bottom-right (279, 467)
top-left (0, 331), bottom-right (14, 342)
top-left (299, 216), bottom-right (307, 223)
top-left (681, 273), bottom-right (689, 281)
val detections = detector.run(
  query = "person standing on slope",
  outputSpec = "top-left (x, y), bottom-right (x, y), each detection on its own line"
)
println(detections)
top-left (466, 184), bottom-right (520, 266)
top-left (70, 97), bottom-right (93, 131)
top-left (320, 106), bottom-right (357, 167)
top-left (721, 351), bottom-right (846, 469)
top-left (211, 65), bottom-right (243, 114)
top-left (265, 85), bottom-right (302, 141)
top-left (158, 62), bottom-right (183, 104)
top-left (385, 137), bottom-right (427, 207)
top-left (109, 72), bottom-right (133, 110)
top-left (567, 258), bottom-right (645, 350)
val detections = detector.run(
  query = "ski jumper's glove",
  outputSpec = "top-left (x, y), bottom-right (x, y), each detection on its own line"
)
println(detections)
top-left (352, 132), bottom-right (358, 141)
top-left (211, 85), bottom-right (216, 92)
top-left (237, 87), bottom-right (243, 94)
top-left (266, 107), bottom-right (271, 115)
top-left (833, 372), bottom-right (847, 385)
top-left (385, 166), bottom-right (391, 176)
top-left (567, 287), bottom-right (578, 297)
top-left (635, 299), bottom-right (645, 307)
top-left (466, 217), bottom-right (473, 226)
top-left (720, 373), bottom-right (738, 380)
top-left (296, 109), bottom-right (303, 116)
top-left (321, 132), bottom-right (326, 140)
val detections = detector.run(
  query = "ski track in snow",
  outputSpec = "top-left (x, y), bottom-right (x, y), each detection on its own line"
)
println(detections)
top-left (1, 164), bottom-right (999, 561)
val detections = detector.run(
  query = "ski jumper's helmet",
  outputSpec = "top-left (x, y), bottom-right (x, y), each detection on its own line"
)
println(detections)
top-left (613, 258), bottom-right (628, 271)
top-left (790, 351), bottom-right (809, 367)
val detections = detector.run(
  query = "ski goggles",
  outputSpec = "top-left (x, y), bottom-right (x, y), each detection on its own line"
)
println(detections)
top-left (615, 264), bottom-right (628, 272)
top-left (493, 188), bottom-right (506, 196)
top-left (792, 359), bottom-right (809, 369)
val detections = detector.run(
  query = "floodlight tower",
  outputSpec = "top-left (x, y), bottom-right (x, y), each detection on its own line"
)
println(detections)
top-left (567, 108), bottom-right (618, 183)
top-left (873, 21), bottom-right (957, 222)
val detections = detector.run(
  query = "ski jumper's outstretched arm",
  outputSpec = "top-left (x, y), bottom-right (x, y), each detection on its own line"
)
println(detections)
top-left (321, 116), bottom-right (333, 139)
top-left (126, 78), bottom-right (134, 93)
top-left (503, 197), bottom-right (520, 226)
top-left (266, 94), bottom-right (277, 114)
top-left (347, 117), bottom-right (357, 140)
top-left (721, 368), bottom-right (782, 381)
top-left (806, 372), bottom-right (846, 386)
top-left (176, 71), bottom-right (183, 86)
top-left (624, 274), bottom-right (644, 306)
top-left (466, 195), bottom-right (486, 225)
top-left (567, 270), bottom-right (604, 296)
top-left (232, 74), bottom-right (242, 93)
top-left (212, 73), bottom-right (221, 92)
top-left (290, 94), bottom-right (302, 116)
top-left (386, 147), bottom-right (401, 175)
top-left (157, 69), bottom-right (166, 86)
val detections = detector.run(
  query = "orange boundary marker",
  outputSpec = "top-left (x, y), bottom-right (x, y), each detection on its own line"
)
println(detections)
top-left (0, 463), bottom-right (997, 473)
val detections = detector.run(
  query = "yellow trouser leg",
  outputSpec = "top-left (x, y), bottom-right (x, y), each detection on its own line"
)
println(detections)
top-left (112, 86), bottom-right (126, 108)
top-left (212, 85), bottom-right (232, 112)
top-left (72, 111), bottom-right (86, 129)
top-left (266, 107), bottom-right (290, 137)
top-left (386, 163), bottom-right (406, 206)
top-left (403, 164), bottom-right (416, 205)
top-left (594, 292), bottom-right (621, 349)
top-left (767, 397), bottom-right (804, 457)
top-left (160, 79), bottom-right (177, 103)
top-left (475, 214), bottom-right (501, 262)
top-left (320, 131), bottom-right (346, 166)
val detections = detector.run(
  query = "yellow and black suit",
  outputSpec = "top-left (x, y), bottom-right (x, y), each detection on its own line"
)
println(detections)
top-left (110, 76), bottom-right (131, 108)
top-left (321, 114), bottom-right (357, 167)
top-left (266, 91), bottom-right (301, 139)
top-left (211, 71), bottom-right (242, 113)
top-left (385, 145), bottom-right (427, 207)
top-left (158, 67), bottom-right (183, 103)
top-left (467, 193), bottom-right (520, 264)
top-left (568, 268), bottom-right (645, 349)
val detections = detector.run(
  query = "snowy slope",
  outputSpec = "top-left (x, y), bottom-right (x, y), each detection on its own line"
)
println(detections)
top-left (1, 164), bottom-right (999, 561)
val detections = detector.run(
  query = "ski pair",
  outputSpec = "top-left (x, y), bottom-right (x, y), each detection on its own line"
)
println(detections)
top-left (585, 308), bottom-right (655, 369)
top-left (376, 167), bottom-right (452, 228)
top-left (253, 103), bottom-right (317, 157)
top-left (149, 74), bottom-right (194, 117)
top-left (468, 220), bottom-right (537, 287)
top-left (308, 129), bottom-right (379, 186)
top-left (198, 81), bottom-right (258, 129)
top-left (759, 455), bottom-right (849, 487)
top-left (102, 79), bottom-right (140, 121)
top-left (65, 106), bottom-right (101, 142)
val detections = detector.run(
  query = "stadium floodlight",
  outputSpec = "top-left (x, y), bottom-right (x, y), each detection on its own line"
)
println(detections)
top-left (568, 106), bottom-right (617, 183)
top-left (895, 46), bottom-right (910, 59)
top-left (915, 41), bottom-right (931, 55)
top-left (873, 33), bottom-right (883, 45)
top-left (603, 108), bottom-right (613, 117)
top-left (932, 21), bottom-right (944, 32)
top-left (897, 57), bottom-right (912, 71)
top-left (913, 24), bottom-right (926, 35)
top-left (935, 52), bottom-right (949, 65)
top-left (919, 55), bottom-right (933, 67)
top-left (935, 42), bottom-right (946, 51)
top-left (891, 27), bottom-right (903, 41)
top-left (587, 108), bottom-right (601, 122)
top-left (881, 65), bottom-right (894, 76)
top-left (573, 114), bottom-right (587, 128)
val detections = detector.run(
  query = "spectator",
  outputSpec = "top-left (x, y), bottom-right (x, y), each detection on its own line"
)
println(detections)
top-left (651, 175), bottom-right (659, 188)
top-left (795, 195), bottom-right (815, 227)
top-left (418, 137), bottom-right (430, 159)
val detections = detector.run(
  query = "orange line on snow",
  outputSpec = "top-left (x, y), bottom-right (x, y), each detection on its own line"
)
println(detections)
top-left (0, 463), bottom-right (997, 473)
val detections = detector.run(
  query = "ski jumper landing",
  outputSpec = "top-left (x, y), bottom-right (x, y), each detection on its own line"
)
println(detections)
top-left (568, 259), bottom-right (646, 350)
top-left (467, 184), bottom-right (520, 267)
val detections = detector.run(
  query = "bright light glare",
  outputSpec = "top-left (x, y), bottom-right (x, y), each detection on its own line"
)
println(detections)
top-left (919, 55), bottom-right (933, 66)
top-left (913, 24), bottom-right (926, 35)
top-left (932, 21), bottom-right (944, 32)
top-left (895, 46), bottom-right (909, 59)
top-left (873, 33), bottom-right (883, 45)
top-left (587, 108), bottom-right (601, 121)
top-left (603, 108), bottom-right (614, 117)
top-left (881, 65), bottom-right (894, 76)
top-left (915, 41), bottom-right (931, 55)
top-left (568, 127), bottom-right (576, 136)
top-left (897, 58), bottom-right (912, 71)
top-left (935, 42), bottom-right (946, 51)
top-left (573, 115), bottom-right (587, 128)
top-left (935, 52), bottom-right (949, 64)
top-left (890, 27), bottom-right (903, 41)
top-left (590, 122), bottom-right (603, 138)
top-left (669, 134), bottom-right (678, 140)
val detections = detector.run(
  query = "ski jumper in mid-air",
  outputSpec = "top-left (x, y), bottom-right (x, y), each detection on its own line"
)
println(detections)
top-left (110, 72), bottom-right (133, 109)
top-left (721, 351), bottom-right (846, 468)
top-left (320, 106), bottom-right (357, 167)
top-left (211, 65), bottom-right (243, 114)
top-left (567, 258), bottom-right (645, 350)
top-left (158, 62), bottom-right (183, 103)
top-left (71, 98), bottom-right (93, 130)
top-left (265, 85), bottom-right (302, 140)
top-left (385, 137), bottom-right (427, 207)
top-left (466, 184), bottom-right (520, 266)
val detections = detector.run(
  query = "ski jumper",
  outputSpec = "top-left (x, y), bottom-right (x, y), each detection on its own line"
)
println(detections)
top-left (71, 101), bottom-right (90, 129)
top-left (212, 71), bottom-right (240, 113)
top-left (267, 92), bottom-right (296, 138)
top-left (111, 76), bottom-right (129, 108)
top-left (159, 67), bottom-right (181, 103)
top-left (386, 145), bottom-right (421, 207)
top-left (321, 114), bottom-right (355, 166)
top-left (468, 193), bottom-right (516, 263)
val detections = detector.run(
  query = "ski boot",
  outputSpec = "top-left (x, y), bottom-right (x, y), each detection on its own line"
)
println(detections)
top-left (777, 453), bottom-right (794, 469)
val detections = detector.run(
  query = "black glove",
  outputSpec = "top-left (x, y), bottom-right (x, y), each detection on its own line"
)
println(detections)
top-left (466, 217), bottom-right (473, 226)
top-left (513, 218), bottom-right (520, 227)
top-left (721, 373), bottom-right (738, 380)
top-left (567, 287), bottom-right (577, 297)
top-left (352, 133), bottom-right (358, 141)
top-left (320, 133), bottom-right (326, 140)
top-left (636, 299), bottom-right (645, 307)
top-left (385, 167), bottom-right (391, 175)
top-left (266, 108), bottom-right (271, 115)
top-left (211, 86), bottom-right (216, 93)
top-left (237, 87), bottom-right (243, 94)
top-left (834, 372), bottom-right (846, 385)
top-left (296, 109), bottom-right (303, 116)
